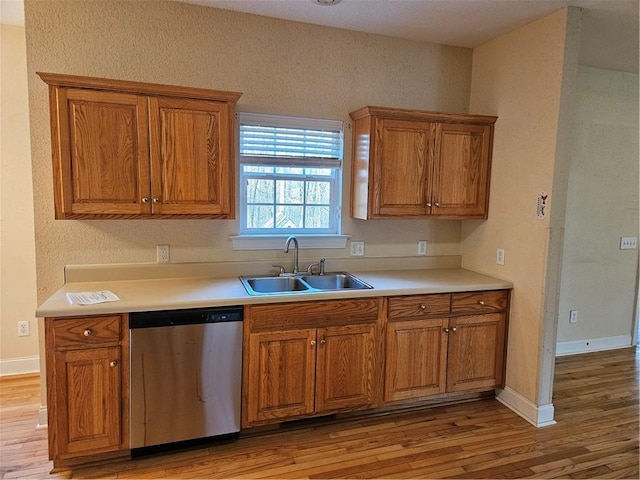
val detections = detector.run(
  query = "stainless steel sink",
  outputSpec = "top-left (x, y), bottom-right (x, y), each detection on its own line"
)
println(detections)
top-left (300, 272), bottom-right (372, 291)
top-left (243, 276), bottom-right (310, 294)
top-left (239, 272), bottom-right (373, 296)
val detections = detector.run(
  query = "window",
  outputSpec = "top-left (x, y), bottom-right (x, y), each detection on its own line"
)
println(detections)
top-left (238, 112), bottom-right (343, 236)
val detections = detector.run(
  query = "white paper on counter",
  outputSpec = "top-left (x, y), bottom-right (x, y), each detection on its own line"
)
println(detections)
top-left (66, 290), bottom-right (120, 305)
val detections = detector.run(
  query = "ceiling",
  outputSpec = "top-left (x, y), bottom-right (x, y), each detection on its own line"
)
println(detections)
top-left (183, 0), bottom-right (639, 73)
top-left (1, 0), bottom-right (637, 72)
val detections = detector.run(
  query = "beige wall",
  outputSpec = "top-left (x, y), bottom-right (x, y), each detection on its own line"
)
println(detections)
top-left (557, 66), bottom-right (639, 349)
top-left (24, 0), bottom-right (471, 306)
top-left (461, 8), bottom-right (580, 411)
top-left (0, 24), bottom-right (39, 372)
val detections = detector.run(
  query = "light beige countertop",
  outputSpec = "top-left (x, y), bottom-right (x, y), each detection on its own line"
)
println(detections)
top-left (36, 267), bottom-right (513, 318)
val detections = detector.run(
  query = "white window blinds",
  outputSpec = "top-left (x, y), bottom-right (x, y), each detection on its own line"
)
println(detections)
top-left (238, 112), bottom-right (343, 167)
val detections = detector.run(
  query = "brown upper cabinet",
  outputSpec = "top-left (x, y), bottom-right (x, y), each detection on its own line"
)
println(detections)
top-left (349, 106), bottom-right (497, 220)
top-left (38, 73), bottom-right (241, 219)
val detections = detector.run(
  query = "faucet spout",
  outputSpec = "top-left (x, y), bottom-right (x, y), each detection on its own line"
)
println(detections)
top-left (284, 236), bottom-right (300, 274)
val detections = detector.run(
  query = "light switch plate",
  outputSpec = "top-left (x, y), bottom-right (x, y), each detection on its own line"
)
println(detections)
top-left (157, 244), bottom-right (170, 263)
top-left (569, 310), bottom-right (578, 324)
top-left (417, 240), bottom-right (427, 256)
top-left (620, 237), bottom-right (637, 250)
top-left (350, 241), bottom-right (365, 256)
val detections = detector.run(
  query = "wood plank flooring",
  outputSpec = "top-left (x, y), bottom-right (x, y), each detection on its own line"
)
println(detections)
top-left (1, 347), bottom-right (637, 479)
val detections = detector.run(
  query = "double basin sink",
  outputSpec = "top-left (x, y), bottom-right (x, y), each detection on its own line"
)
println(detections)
top-left (240, 272), bottom-right (373, 295)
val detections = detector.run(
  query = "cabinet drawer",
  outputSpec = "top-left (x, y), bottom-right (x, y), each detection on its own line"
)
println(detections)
top-left (388, 294), bottom-right (450, 320)
top-left (450, 290), bottom-right (509, 314)
top-left (248, 298), bottom-right (380, 332)
top-left (52, 316), bottom-right (122, 348)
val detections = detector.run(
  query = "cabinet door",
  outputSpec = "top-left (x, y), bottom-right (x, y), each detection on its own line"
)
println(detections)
top-left (54, 88), bottom-right (151, 217)
top-left (316, 324), bottom-right (378, 412)
top-left (385, 318), bottom-right (448, 402)
top-left (245, 329), bottom-right (317, 424)
top-left (51, 346), bottom-right (122, 458)
top-left (149, 97), bottom-right (234, 216)
top-left (432, 123), bottom-right (491, 218)
top-left (373, 119), bottom-right (435, 217)
top-left (446, 313), bottom-right (505, 392)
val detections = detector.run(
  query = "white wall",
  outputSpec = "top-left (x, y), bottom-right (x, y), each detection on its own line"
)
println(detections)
top-left (556, 65), bottom-right (639, 355)
top-left (461, 8), bottom-right (581, 425)
top-left (0, 23), bottom-right (39, 375)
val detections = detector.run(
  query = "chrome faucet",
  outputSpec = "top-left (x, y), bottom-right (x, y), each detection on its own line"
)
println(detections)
top-left (284, 236), bottom-right (300, 274)
top-left (307, 257), bottom-right (326, 276)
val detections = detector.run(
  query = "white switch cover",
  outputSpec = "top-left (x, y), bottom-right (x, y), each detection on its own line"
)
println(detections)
top-left (18, 320), bottom-right (30, 337)
top-left (417, 240), bottom-right (427, 256)
top-left (569, 310), bottom-right (578, 324)
top-left (496, 248), bottom-right (505, 266)
top-left (620, 237), bottom-right (637, 250)
top-left (157, 244), bottom-right (170, 263)
top-left (350, 241), bottom-right (365, 256)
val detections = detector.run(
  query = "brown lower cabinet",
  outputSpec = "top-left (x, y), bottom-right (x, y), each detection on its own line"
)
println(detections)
top-left (43, 289), bottom-right (509, 466)
top-left (242, 298), bottom-right (383, 427)
top-left (45, 314), bottom-right (130, 468)
top-left (385, 290), bottom-right (509, 402)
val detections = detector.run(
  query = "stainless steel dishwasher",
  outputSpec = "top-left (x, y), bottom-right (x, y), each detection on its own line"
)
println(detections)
top-left (129, 306), bottom-right (243, 454)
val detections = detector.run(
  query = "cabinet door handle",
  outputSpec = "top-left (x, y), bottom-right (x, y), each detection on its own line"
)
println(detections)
top-left (109, 361), bottom-right (118, 367)
top-left (435, 202), bottom-right (440, 207)
top-left (426, 202), bottom-right (432, 207)
top-left (479, 300), bottom-right (486, 306)
top-left (420, 304), bottom-right (427, 310)
top-left (310, 340), bottom-right (316, 346)
top-left (153, 197), bottom-right (160, 203)
top-left (142, 197), bottom-right (149, 203)
top-left (83, 329), bottom-right (92, 337)
top-left (320, 339), bottom-right (326, 345)
top-left (444, 327), bottom-right (450, 333)
top-left (451, 327), bottom-right (457, 332)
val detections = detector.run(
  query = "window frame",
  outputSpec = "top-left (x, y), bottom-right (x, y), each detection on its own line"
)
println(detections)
top-left (236, 112), bottom-right (344, 237)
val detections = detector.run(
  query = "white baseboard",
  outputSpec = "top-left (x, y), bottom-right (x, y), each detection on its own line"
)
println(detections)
top-left (556, 334), bottom-right (632, 356)
top-left (496, 387), bottom-right (556, 428)
top-left (0, 356), bottom-right (40, 377)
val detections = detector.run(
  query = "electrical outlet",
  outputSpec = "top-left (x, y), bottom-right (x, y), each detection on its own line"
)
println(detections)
top-left (417, 240), bottom-right (427, 256)
top-left (157, 244), bottom-right (170, 263)
top-left (18, 320), bottom-right (30, 337)
top-left (569, 310), bottom-right (578, 324)
top-left (496, 248), bottom-right (505, 266)
top-left (350, 241), bottom-right (365, 256)
top-left (620, 237), bottom-right (637, 250)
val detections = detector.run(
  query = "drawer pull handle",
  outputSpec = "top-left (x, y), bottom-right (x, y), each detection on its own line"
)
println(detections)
top-left (479, 300), bottom-right (486, 306)
top-left (109, 361), bottom-right (118, 367)
top-left (320, 339), bottom-right (326, 345)
top-left (310, 340), bottom-right (316, 346)
top-left (83, 329), bottom-right (92, 337)
top-left (420, 304), bottom-right (427, 310)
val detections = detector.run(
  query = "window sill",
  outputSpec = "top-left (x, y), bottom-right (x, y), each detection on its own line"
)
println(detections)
top-left (230, 234), bottom-right (349, 251)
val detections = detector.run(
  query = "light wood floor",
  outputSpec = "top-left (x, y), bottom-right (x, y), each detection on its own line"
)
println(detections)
top-left (1, 347), bottom-right (638, 479)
